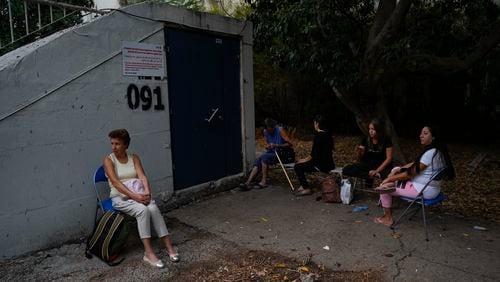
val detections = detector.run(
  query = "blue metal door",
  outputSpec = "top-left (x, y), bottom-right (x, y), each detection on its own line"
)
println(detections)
top-left (166, 28), bottom-right (242, 190)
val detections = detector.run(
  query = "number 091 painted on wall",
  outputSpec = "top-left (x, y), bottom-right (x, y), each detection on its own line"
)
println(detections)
top-left (127, 84), bottom-right (165, 110)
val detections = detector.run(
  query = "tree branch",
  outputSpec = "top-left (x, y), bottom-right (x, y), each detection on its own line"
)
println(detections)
top-left (400, 19), bottom-right (500, 75)
top-left (367, 0), bottom-right (396, 46)
top-left (362, 0), bottom-right (414, 87)
top-left (464, 19), bottom-right (500, 68)
top-left (368, 0), bottom-right (414, 54)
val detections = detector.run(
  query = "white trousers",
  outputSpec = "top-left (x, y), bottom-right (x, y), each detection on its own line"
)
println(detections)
top-left (111, 197), bottom-right (169, 239)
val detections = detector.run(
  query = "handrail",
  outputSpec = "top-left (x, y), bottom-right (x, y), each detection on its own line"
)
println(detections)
top-left (1, 0), bottom-right (109, 54)
top-left (25, 0), bottom-right (107, 15)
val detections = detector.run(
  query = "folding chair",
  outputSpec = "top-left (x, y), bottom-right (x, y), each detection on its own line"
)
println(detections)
top-left (391, 166), bottom-right (449, 241)
top-left (93, 165), bottom-right (115, 214)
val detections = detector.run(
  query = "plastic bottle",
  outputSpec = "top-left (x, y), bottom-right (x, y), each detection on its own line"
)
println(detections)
top-left (352, 205), bottom-right (368, 212)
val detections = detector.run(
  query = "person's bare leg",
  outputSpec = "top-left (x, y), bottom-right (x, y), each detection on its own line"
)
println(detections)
top-left (375, 207), bottom-right (394, 226)
top-left (260, 162), bottom-right (268, 185)
top-left (161, 235), bottom-right (177, 255)
top-left (142, 238), bottom-right (160, 262)
top-left (245, 166), bottom-right (259, 185)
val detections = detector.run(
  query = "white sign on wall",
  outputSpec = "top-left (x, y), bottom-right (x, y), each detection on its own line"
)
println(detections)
top-left (122, 42), bottom-right (166, 77)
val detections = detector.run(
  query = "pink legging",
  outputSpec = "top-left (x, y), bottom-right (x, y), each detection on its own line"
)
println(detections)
top-left (380, 181), bottom-right (420, 208)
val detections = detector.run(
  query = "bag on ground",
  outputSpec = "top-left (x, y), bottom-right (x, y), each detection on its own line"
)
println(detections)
top-left (85, 211), bottom-right (129, 266)
top-left (321, 174), bottom-right (342, 203)
top-left (340, 178), bottom-right (354, 205)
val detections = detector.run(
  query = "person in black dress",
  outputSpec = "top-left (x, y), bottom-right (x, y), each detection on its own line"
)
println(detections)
top-left (342, 119), bottom-right (393, 188)
top-left (294, 115), bottom-right (336, 196)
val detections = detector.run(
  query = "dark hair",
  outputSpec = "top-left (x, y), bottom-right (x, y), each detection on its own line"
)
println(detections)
top-left (369, 118), bottom-right (386, 141)
top-left (264, 118), bottom-right (277, 128)
top-left (314, 114), bottom-right (329, 131)
top-left (411, 125), bottom-right (455, 180)
top-left (108, 129), bottom-right (131, 146)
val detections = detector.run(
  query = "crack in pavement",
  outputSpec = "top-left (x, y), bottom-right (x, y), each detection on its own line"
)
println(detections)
top-left (392, 235), bottom-right (415, 281)
top-left (411, 254), bottom-right (498, 281)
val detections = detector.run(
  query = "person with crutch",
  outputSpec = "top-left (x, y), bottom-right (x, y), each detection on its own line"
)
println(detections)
top-left (239, 118), bottom-right (294, 191)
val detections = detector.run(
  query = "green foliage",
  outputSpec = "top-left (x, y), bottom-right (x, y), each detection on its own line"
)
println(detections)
top-left (251, 0), bottom-right (500, 91)
top-left (0, 0), bottom-right (92, 55)
top-left (250, 0), bottom-right (500, 140)
top-left (156, 0), bottom-right (205, 11)
top-left (205, 0), bottom-right (252, 20)
top-left (251, 0), bottom-right (374, 90)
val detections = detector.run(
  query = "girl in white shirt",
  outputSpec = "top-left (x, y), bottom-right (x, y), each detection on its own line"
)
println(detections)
top-left (373, 125), bottom-right (455, 226)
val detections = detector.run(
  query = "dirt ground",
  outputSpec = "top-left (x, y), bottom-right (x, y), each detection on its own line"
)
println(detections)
top-left (173, 248), bottom-right (383, 282)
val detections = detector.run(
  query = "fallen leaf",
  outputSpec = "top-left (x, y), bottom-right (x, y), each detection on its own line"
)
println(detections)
top-left (274, 263), bottom-right (287, 268)
top-left (298, 266), bottom-right (310, 272)
top-left (261, 217), bottom-right (268, 222)
top-left (355, 220), bottom-right (363, 223)
top-left (256, 270), bottom-right (267, 276)
top-left (391, 232), bottom-right (402, 239)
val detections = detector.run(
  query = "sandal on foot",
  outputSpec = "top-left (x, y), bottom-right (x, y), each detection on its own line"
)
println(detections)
top-left (253, 183), bottom-right (268, 189)
top-left (169, 253), bottom-right (180, 263)
top-left (374, 185), bottom-right (395, 194)
top-left (373, 217), bottom-right (393, 227)
top-left (239, 183), bottom-right (251, 191)
top-left (143, 255), bottom-right (164, 268)
top-left (295, 188), bottom-right (312, 196)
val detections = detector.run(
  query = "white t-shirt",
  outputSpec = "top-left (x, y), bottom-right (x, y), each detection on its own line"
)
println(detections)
top-left (411, 148), bottom-right (445, 198)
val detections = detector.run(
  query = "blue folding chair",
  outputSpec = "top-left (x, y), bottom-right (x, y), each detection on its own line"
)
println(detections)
top-left (93, 165), bottom-right (115, 213)
top-left (391, 167), bottom-right (449, 241)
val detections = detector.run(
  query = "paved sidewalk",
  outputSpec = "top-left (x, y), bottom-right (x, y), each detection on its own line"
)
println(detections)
top-left (170, 185), bottom-right (500, 281)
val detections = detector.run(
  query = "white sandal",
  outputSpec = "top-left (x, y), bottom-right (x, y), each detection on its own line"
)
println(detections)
top-left (169, 253), bottom-right (180, 262)
top-left (143, 255), bottom-right (164, 268)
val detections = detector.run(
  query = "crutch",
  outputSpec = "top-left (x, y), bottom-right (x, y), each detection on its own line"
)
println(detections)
top-left (274, 150), bottom-right (295, 191)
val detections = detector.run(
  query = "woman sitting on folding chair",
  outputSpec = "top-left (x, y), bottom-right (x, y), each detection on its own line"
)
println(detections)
top-left (373, 125), bottom-right (455, 226)
top-left (342, 118), bottom-right (393, 188)
top-left (294, 114), bottom-right (336, 196)
top-left (103, 129), bottom-right (179, 268)
top-left (239, 118), bottom-right (293, 190)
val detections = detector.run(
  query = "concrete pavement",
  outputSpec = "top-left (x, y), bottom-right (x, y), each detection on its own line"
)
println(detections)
top-left (1, 183), bottom-right (499, 281)
top-left (169, 185), bottom-right (500, 281)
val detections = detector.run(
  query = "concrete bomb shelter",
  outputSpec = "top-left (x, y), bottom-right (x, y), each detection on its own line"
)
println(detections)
top-left (0, 2), bottom-right (254, 258)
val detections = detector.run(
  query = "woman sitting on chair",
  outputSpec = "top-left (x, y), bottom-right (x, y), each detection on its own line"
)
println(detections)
top-left (373, 125), bottom-right (455, 226)
top-left (239, 118), bottom-right (293, 190)
top-left (103, 129), bottom-right (179, 268)
top-left (294, 114), bottom-right (336, 196)
top-left (342, 118), bottom-right (393, 188)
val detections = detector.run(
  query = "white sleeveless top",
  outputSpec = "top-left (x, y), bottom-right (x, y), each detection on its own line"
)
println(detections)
top-left (107, 153), bottom-right (137, 198)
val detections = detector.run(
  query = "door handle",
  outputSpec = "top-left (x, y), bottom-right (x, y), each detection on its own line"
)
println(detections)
top-left (205, 108), bottom-right (219, 123)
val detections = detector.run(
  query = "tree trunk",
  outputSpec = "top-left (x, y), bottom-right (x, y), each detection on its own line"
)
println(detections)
top-left (331, 85), bottom-right (406, 165)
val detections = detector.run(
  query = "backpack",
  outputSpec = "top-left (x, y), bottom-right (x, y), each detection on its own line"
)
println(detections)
top-left (85, 211), bottom-right (129, 266)
top-left (321, 174), bottom-right (342, 203)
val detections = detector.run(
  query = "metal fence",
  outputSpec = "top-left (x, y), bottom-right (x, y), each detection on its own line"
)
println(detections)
top-left (1, 0), bottom-right (108, 55)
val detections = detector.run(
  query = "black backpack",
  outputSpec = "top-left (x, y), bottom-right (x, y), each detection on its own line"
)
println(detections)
top-left (85, 211), bottom-right (129, 266)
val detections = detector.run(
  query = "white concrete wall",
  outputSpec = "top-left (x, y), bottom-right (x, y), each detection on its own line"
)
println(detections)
top-left (0, 3), bottom-right (254, 259)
